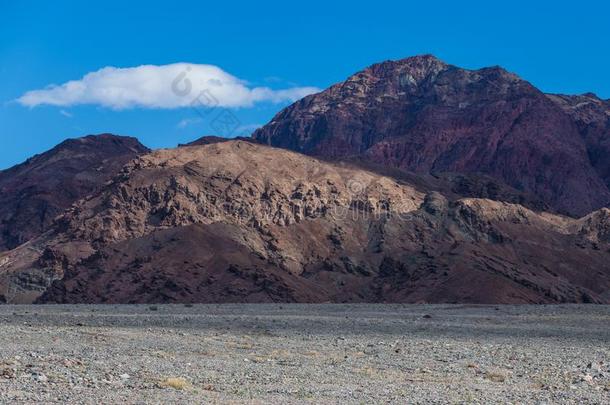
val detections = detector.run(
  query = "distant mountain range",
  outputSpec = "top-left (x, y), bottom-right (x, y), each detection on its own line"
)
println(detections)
top-left (1, 55), bottom-right (609, 304)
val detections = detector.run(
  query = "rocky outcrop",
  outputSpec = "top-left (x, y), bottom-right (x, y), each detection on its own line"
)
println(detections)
top-left (1, 141), bottom-right (608, 304)
top-left (572, 208), bottom-right (610, 244)
top-left (0, 134), bottom-right (149, 252)
top-left (253, 55), bottom-right (610, 217)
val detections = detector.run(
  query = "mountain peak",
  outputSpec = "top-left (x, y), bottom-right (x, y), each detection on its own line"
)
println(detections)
top-left (56, 133), bottom-right (148, 154)
top-left (0, 133), bottom-right (148, 251)
top-left (253, 56), bottom-right (610, 217)
top-left (389, 53), bottom-right (448, 66)
top-left (362, 54), bottom-right (449, 82)
top-left (395, 53), bottom-right (448, 66)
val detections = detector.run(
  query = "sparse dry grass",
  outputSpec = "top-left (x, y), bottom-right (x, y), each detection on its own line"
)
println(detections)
top-left (160, 377), bottom-right (190, 390)
top-left (485, 369), bottom-right (508, 383)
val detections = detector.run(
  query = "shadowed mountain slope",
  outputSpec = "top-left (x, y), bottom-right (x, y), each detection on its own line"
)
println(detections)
top-left (0, 134), bottom-right (149, 252)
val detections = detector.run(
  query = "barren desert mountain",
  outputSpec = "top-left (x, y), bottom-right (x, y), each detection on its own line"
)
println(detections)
top-left (0, 134), bottom-right (149, 252)
top-left (1, 55), bottom-right (610, 305)
top-left (1, 141), bottom-right (609, 304)
top-left (253, 55), bottom-right (610, 217)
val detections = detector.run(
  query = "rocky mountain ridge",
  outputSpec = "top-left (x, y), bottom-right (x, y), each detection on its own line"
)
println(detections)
top-left (253, 55), bottom-right (610, 217)
top-left (1, 141), bottom-right (609, 304)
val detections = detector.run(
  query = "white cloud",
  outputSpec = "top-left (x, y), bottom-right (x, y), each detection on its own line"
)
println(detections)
top-left (17, 63), bottom-right (320, 110)
top-left (59, 109), bottom-right (73, 118)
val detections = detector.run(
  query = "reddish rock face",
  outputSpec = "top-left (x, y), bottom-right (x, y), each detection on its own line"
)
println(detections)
top-left (547, 93), bottom-right (610, 191)
top-left (0, 134), bottom-right (149, 251)
top-left (253, 55), bottom-right (610, 217)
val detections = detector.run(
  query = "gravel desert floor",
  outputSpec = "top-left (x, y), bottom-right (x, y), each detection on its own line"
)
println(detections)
top-left (0, 304), bottom-right (609, 404)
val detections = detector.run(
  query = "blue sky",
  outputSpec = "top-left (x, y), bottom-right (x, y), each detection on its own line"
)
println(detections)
top-left (1, 0), bottom-right (609, 169)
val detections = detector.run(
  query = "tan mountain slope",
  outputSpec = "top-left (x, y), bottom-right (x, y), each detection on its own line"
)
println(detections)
top-left (0, 141), bottom-right (608, 304)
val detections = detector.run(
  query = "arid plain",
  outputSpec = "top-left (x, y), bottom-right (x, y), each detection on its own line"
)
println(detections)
top-left (1, 304), bottom-right (608, 404)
